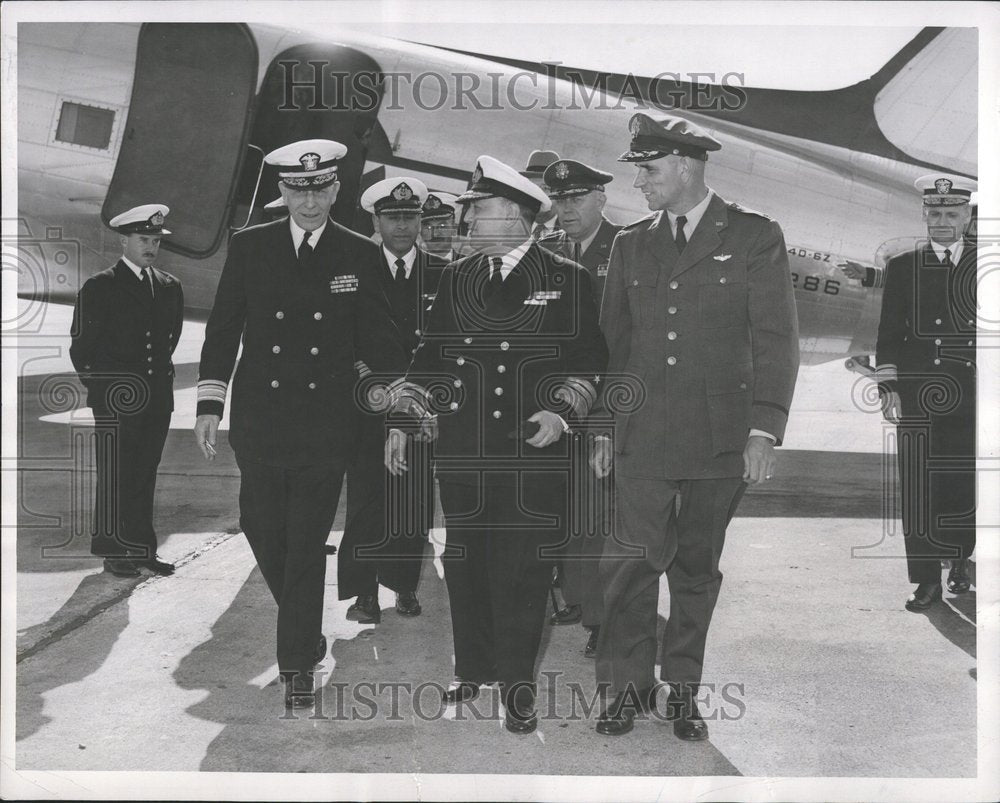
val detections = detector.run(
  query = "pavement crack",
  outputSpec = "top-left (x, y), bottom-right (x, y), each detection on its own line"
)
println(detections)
top-left (16, 530), bottom-right (239, 664)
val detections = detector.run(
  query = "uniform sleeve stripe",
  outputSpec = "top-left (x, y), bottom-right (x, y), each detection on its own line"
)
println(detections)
top-left (197, 379), bottom-right (229, 403)
top-left (355, 360), bottom-right (372, 377)
top-left (752, 400), bottom-right (789, 415)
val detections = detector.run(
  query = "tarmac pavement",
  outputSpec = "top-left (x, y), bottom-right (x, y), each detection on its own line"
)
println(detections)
top-left (4, 301), bottom-right (993, 799)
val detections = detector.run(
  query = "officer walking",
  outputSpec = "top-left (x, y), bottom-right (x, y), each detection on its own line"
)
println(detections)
top-left (876, 174), bottom-right (977, 611)
top-left (194, 139), bottom-right (407, 709)
top-left (338, 177), bottom-right (447, 624)
top-left (387, 155), bottom-right (607, 734)
top-left (70, 204), bottom-right (183, 578)
top-left (590, 114), bottom-right (799, 740)
top-left (538, 159), bottom-right (622, 656)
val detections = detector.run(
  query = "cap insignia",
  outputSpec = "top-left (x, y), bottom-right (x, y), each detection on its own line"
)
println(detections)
top-left (300, 152), bottom-right (320, 171)
top-left (554, 162), bottom-right (569, 180)
top-left (934, 178), bottom-right (953, 195)
top-left (392, 182), bottom-right (413, 201)
top-left (150, 211), bottom-right (164, 226)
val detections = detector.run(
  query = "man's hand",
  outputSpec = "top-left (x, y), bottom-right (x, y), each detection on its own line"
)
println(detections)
top-left (194, 414), bottom-right (220, 461)
top-left (526, 410), bottom-right (566, 448)
top-left (590, 436), bottom-right (613, 479)
top-left (743, 435), bottom-right (776, 485)
top-left (837, 260), bottom-right (867, 281)
top-left (385, 428), bottom-right (408, 475)
top-left (880, 390), bottom-right (902, 425)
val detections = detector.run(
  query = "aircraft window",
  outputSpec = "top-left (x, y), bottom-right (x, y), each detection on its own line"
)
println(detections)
top-left (55, 102), bottom-right (115, 150)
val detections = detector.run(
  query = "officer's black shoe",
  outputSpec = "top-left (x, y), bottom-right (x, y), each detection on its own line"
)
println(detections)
top-left (905, 582), bottom-right (943, 612)
top-left (313, 635), bottom-right (327, 666)
top-left (947, 559), bottom-right (971, 594)
top-left (283, 672), bottom-right (315, 709)
top-left (585, 626), bottom-right (599, 658)
top-left (346, 594), bottom-right (381, 624)
top-left (595, 685), bottom-right (656, 736)
top-left (103, 557), bottom-right (140, 578)
top-left (395, 591), bottom-right (422, 617)
top-left (504, 709), bottom-right (538, 735)
top-left (323, 543), bottom-right (337, 555)
top-left (442, 681), bottom-right (481, 705)
top-left (666, 687), bottom-right (709, 741)
top-left (550, 604), bottom-right (582, 626)
top-left (141, 556), bottom-right (176, 576)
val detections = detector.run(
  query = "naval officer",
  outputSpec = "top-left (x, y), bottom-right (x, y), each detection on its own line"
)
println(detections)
top-left (70, 204), bottom-right (183, 578)
top-left (338, 177), bottom-right (447, 624)
top-left (420, 191), bottom-right (460, 262)
top-left (538, 158), bottom-right (623, 656)
top-left (194, 139), bottom-right (407, 708)
top-left (591, 113), bottom-right (800, 739)
top-left (386, 155), bottom-right (608, 733)
top-left (876, 174), bottom-right (977, 611)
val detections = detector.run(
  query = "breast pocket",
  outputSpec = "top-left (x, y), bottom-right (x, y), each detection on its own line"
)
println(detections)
top-left (625, 272), bottom-right (658, 329)
top-left (698, 260), bottom-right (746, 329)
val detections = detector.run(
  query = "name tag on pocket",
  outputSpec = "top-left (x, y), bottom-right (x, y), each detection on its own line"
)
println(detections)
top-left (330, 275), bottom-right (358, 294)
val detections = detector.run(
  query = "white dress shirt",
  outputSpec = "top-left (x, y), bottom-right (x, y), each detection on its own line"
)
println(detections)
top-left (490, 239), bottom-right (534, 280)
top-left (666, 189), bottom-right (714, 242)
top-left (383, 245), bottom-right (417, 279)
top-left (289, 217), bottom-right (328, 254)
top-left (928, 239), bottom-right (963, 265)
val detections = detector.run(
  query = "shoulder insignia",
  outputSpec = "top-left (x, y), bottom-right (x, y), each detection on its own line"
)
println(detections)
top-left (727, 201), bottom-right (773, 221)
top-left (620, 212), bottom-right (657, 231)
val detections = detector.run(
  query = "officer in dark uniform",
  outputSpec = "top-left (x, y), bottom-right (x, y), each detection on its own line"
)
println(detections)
top-left (591, 114), bottom-right (799, 739)
top-left (387, 155), bottom-right (608, 734)
top-left (538, 159), bottom-right (622, 656)
top-left (420, 191), bottom-right (459, 263)
top-left (70, 204), bottom-right (184, 578)
top-left (338, 177), bottom-right (446, 624)
top-left (876, 174), bottom-right (977, 611)
top-left (520, 150), bottom-right (561, 240)
top-left (194, 139), bottom-right (407, 708)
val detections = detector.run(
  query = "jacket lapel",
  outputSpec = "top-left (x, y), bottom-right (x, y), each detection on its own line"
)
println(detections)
top-left (671, 194), bottom-right (727, 279)
top-left (639, 212), bottom-right (673, 285)
top-left (114, 260), bottom-right (153, 307)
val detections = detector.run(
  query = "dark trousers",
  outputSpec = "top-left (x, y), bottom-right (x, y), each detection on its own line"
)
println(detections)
top-left (560, 460), bottom-right (612, 627)
top-left (90, 399), bottom-right (171, 558)
top-left (438, 472), bottom-right (564, 717)
top-left (596, 475), bottom-right (745, 695)
top-left (237, 458), bottom-right (345, 674)
top-left (896, 419), bottom-right (976, 584)
top-left (338, 415), bottom-right (432, 599)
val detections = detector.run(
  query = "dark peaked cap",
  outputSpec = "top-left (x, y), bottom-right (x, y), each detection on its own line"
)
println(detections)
top-left (619, 113), bottom-right (722, 162)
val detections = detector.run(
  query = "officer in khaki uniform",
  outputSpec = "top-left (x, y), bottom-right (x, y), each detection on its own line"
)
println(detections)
top-left (70, 204), bottom-right (184, 579)
top-left (591, 114), bottom-right (799, 739)
top-left (387, 155), bottom-right (608, 734)
top-left (194, 139), bottom-right (407, 709)
top-left (876, 174), bottom-right (977, 612)
top-left (538, 159), bottom-right (622, 656)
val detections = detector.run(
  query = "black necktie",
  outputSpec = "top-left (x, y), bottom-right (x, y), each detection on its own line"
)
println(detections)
top-left (394, 258), bottom-right (407, 282)
top-left (485, 256), bottom-right (503, 300)
top-left (532, 223), bottom-right (546, 241)
top-left (943, 248), bottom-right (953, 267)
top-left (298, 230), bottom-right (313, 266)
top-left (140, 267), bottom-right (154, 299)
top-left (674, 215), bottom-right (688, 253)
